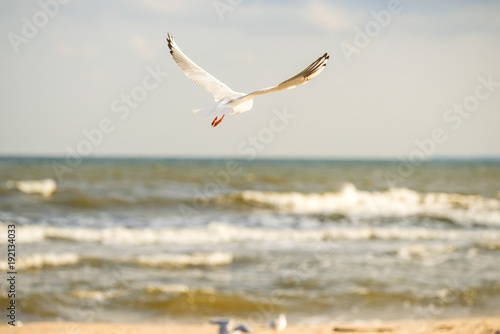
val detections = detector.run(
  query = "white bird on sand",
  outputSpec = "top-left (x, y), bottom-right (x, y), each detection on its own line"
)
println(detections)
top-left (210, 319), bottom-right (252, 334)
top-left (268, 313), bottom-right (287, 331)
top-left (166, 33), bottom-right (329, 127)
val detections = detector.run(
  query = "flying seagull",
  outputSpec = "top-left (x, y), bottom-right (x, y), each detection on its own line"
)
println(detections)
top-left (210, 319), bottom-right (252, 334)
top-left (166, 33), bottom-right (329, 127)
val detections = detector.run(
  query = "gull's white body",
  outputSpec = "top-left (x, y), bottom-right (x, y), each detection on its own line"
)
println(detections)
top-left (166, 33), bottom-right (329, 127)
top-left (268, 313), bottom-right (287, 331)
top-left (198, 95), bottom-right (254, 118)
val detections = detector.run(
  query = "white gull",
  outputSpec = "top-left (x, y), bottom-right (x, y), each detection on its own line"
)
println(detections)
top-left (166, 33), bottom-right (329, 127)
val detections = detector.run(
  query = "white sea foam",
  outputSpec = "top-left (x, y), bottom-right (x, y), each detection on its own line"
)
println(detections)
top-left (6, 178), bottom-right (57, 197)
top-left (0, 252), bottom-right (80, 270)
top-left (132, 252), bottom-right (233, 267)
top-left (145, 284), bottom-right (190, 294)
top-left (1, 222), bottom-right (499, 245)
top-left (0, 224), bottom-right (46, 243)
top-left (397, 244), bottom-right (456, 260)
top-left (72, 289), bottom-right (122, 301)
top-left (238, 184), bottom-right (500, 226)
top-left (145, 285), bottom-right (216, 297)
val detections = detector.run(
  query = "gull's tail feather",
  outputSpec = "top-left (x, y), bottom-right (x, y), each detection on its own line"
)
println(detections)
top-left (192, 102), bottom-right (233, 119)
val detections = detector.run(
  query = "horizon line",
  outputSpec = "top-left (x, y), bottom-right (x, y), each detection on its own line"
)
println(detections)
top-left (1, 154), bottom-right (500, 162)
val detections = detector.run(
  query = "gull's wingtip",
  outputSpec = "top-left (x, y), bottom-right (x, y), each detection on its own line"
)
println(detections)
top-left (166, 32), bottom-right (173, 44)
top-left (166, 33), bottom-right (174, 55)
top-left (322, 52), bottom-right (330, 67)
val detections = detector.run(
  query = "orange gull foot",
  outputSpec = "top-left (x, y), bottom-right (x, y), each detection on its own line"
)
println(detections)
top-left (212, 114), bottom-right (225, 127)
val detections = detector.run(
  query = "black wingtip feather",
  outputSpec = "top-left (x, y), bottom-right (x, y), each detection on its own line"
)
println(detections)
top-left (166, 33), bottom-right (175, 56)
top-left (166, 33), bottom-right (172, 44)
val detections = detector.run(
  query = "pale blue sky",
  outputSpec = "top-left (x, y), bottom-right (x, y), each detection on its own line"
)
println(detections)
top-left (1, 0), bottom-right (499, 158)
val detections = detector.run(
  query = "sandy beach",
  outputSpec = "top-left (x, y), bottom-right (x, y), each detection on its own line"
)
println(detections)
top-left (2, 317), bottom-right (499, 334)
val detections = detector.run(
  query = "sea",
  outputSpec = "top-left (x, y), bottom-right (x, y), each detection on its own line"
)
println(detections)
top-left (0, 157), bottom-right (499, 325)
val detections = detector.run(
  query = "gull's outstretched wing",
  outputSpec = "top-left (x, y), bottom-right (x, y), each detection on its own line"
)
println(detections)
top-left (167, 33), bottom-right (236, 102)
top-left (234, 323), bottom-right (252, 333)
top-left (210, 318), bottom-right (233, 334)
top-left (229, 53), bottom-right (329, 105)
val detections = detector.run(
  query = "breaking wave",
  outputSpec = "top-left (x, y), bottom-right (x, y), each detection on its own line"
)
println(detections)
top-left (128, 252), bottom-right (233, 268)
top-left (5, 179), bottom-right (57, 197)
top-left (0, 252), bottom-right (79, 270)
top-left (228, 184), bottom-right (500, 226)
top-left (0, 251), bottom-right (233, 271)
top-left (138, 286), bottom-right (272, 315)
top-left (1, 222), bottom-right (499, 245)
top-left (65, 285), bottom-right (274, 316)
top-left (396, 244), bottom-right (457, 260)
top-left (71, 289), bottom-right (123, 301)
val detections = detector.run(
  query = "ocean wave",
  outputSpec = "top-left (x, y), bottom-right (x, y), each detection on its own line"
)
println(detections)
top-left (0, 252), bottom-right (80, 270)
top-left (396, 244), bottom-right (456, 260)
top-left (66, 282), bottom-right (500, 317)
top-left (51, 194), bottom-right (181, 209)
top-left (138, 286), bottom-right (272, 315)
top-left (0, 250), bottom-right (232, 271)
top-left (476, 241), bottom-right (500, 251)
top-left (130, 252), bottom-right (233, 268)
top-left (2, 222), bottom-right (499, 245)
top-left (226, 184), bottom-right (500, 226)
top-left (146, 284), bottom-right (190, 294)
top-left (21, 280), bottom-right (500, 322)
top-left (71, 289), bottom-right (123, 301)
top-left (5, 179), bottom-right (56, 197)
top-left (67, 284), bottom-right (273, 315)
